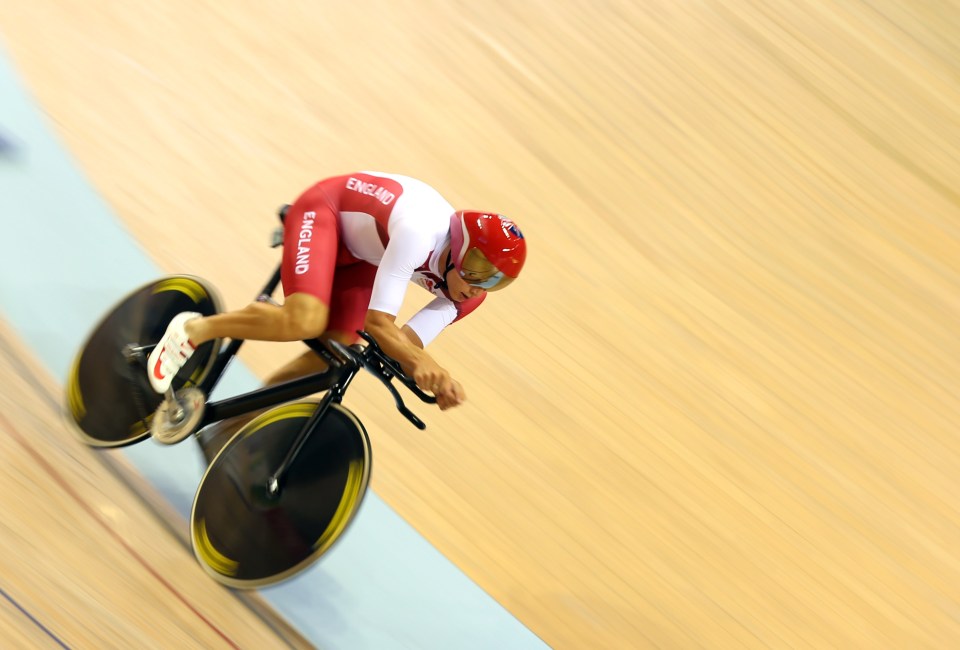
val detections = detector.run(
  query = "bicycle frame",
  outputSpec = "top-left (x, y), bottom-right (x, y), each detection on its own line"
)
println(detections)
top-left (145, 261), bottom-right (436, 495)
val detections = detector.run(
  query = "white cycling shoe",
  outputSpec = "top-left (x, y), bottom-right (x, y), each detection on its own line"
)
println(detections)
top-left (148, 311), bottom-right (201, 393)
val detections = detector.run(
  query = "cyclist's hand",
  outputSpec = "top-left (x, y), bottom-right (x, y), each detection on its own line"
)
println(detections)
top-left (411, 358), bottom-right (450, 395)
top-left (435, 379), bottom-right (466, 411)
top-left (410, 359), bottom-right (465, 410)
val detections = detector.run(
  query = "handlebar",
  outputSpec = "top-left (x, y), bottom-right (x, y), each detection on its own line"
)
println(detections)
top-left (324, 332), bottom-right (436, 430)
top-left (356, 331), bottom-right (437, 402)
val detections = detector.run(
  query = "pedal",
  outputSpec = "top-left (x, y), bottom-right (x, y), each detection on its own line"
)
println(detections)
top-left (151, 387), bottom-right (206, 445)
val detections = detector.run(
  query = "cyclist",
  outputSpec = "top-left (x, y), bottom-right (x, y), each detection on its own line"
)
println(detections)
top-left (147, 171), bottom-right (526, 412)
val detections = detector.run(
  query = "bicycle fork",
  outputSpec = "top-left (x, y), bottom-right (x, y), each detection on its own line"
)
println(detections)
top-left (264, 362), bottom-right (360, 499)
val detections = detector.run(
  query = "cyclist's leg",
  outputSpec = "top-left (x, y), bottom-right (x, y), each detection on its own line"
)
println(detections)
top-left (185, 293), bottom-right (328, 344)
top-left (187, 184), bottom-right (341, 345)
top-left (324, 260), bottom-right (378, 344)
top-left (149, 184), bottom-right (341, 393)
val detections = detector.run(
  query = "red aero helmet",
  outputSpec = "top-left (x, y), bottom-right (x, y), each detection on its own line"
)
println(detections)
top-left (449, 210), bottom-right (527, 291)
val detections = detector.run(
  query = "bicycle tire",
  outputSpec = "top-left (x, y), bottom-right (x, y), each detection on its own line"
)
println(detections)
top-left (190, 400), bottom-right (372, 589)
top-left (64, 275), bottom-right (223, 447)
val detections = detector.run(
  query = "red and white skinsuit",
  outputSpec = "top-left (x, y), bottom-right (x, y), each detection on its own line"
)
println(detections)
top-left (281, 171), bottom-right (485, 345)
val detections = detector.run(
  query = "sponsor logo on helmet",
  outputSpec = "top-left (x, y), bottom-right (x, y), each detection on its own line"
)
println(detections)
top-left (500, 216), bottom-right (523, 239)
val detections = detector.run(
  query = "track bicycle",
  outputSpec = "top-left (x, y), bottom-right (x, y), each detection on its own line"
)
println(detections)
top-left (64, 207), bottom-right (436, 588)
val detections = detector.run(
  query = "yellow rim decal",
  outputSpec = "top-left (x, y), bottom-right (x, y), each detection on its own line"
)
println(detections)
top-left (195, 517), bottom-right (238, 576)
top-left (242, 403), bottom-right (318, 438)
top-left (152, 277), bottom-right (207, 304)
top-left (66, 355), bottom-right (86, 421)
top-left (313, 458), bottom-right (363, 552)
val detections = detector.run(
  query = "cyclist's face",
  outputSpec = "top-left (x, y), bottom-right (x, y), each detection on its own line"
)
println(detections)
top-left (444, 263), bottom-right (486, 302)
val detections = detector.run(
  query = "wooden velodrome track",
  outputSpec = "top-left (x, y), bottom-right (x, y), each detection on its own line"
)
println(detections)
top-left (3, 1), bottom-right (960, 648)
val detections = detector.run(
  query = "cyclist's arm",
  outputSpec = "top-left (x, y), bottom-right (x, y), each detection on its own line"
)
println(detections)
top-left (364, 309), bottom-right (464, 409)
top-left (364, 310), bottom-right (426, 369)
top-left (404, 295), bottom-right (483, 347)
top-left (364, 223), bottom-right (439, 375)
top-left (364, 223), bottom-right (465, 408)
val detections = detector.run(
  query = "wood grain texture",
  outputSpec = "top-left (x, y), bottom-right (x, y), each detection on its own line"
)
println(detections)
top-left (0, 319), bottom-right (310, 648)
top-left (3, 1), bottom-right (960, 647)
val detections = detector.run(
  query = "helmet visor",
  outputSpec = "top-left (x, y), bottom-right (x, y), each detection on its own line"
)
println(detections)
top-left (459, 247), bottom-right (516, 292)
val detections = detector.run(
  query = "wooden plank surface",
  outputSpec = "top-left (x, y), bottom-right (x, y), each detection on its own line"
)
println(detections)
top-left (0, 319), bottom-right (311, 648)
top-left (3, 1), bottom-right (960, 647)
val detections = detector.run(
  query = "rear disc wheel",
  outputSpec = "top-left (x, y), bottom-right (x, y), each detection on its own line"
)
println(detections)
top-left (65, 275), bottom-right (222, 447)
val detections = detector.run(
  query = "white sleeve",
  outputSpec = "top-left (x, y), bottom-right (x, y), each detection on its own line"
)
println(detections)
top-left (367, 224), bottom-right (433, 316)
top-left (405, 297), bottom-right (458, 347)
